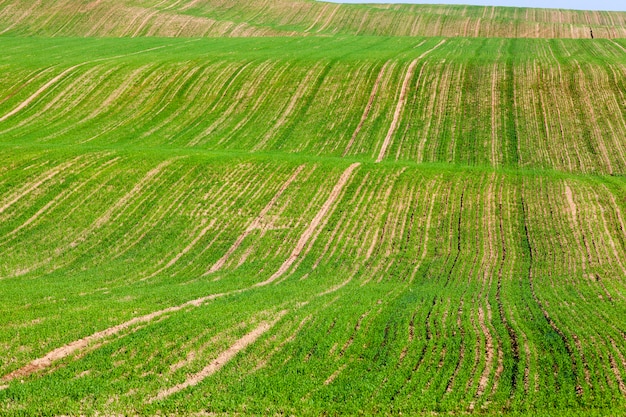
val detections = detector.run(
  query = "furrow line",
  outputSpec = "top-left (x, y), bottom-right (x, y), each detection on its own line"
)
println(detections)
top-left (0, 155), bottom-right (117, 243)
top-left (150, 310), bottom-right (288, 402)
top-left (0, 64), bottom-right (84, 123)
top-left (206, 165), bottom-right (305, 275)
top-left (147, 219), bottom-right (217, 279)
top-left (316, 4), bottom-right (341, 33)
top-left (476, 306), bottom-right (494, 398)
top-left (375, 58), bottom-right (418, 163)
top-left (1, 292), bottom-right (235, 383)
top-left (69, 159), bottom-right (176, 248)
top-left (376, 39), bottom-right (445, 162)
top-left (343, 62), bottom-right (389, 157)
top-left (110, 171), bottom-right (197, 262)
top-left (609, 338), bottom-right (626, 395)
top-left (495, 183), bottom-right (520, 399)
top-left (445, 299), bottom-right (466, 394)
top-left (521, 195), bottom-right (582, 396)
top-left (254, 63), bottom-right (324, 151)
top-left (255, 163), bottom-right (360, 287)
top-left (0, 158), bottom-right (79, 216)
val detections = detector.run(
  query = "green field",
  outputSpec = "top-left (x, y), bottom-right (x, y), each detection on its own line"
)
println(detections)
top-left (2, 1), bottom-right (626, 416)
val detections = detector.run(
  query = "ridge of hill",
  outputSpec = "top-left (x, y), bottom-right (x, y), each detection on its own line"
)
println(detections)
top-left (2, 0), bottom-right (626, 38)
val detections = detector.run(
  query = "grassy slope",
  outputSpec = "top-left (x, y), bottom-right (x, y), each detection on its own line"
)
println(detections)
top-left (1, 37), bottom-right (626, 173)
top-left (1, 1), bottom-right (626, 416)
top-left (1, 0), bottom-right (626, 38)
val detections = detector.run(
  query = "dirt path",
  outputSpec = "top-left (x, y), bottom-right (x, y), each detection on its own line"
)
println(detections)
top-left (150, 310), bottom-right (288, 402)
top-left (376, 40), bottom-right (445, 163)
top-left (207, 165), bottom-right (305, 274)
top-left (255, 163), bottom-right (360, 287)
top-left (343, 62), bottom-right (389, 157)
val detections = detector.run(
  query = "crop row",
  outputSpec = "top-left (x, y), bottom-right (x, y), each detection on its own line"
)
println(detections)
top-left (1, 37), bottom-right (626, 175)
top-left (1, 150), bottom-right (626, 414)
top-left (1, 0), bottom-right (626, 38)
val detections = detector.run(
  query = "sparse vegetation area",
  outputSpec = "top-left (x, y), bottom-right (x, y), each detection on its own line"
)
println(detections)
top-left (1, 1), bottom-right (626, 416)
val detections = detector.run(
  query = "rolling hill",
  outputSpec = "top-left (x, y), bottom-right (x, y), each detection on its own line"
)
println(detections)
top-left (1, 1), bottom-right (626, 416)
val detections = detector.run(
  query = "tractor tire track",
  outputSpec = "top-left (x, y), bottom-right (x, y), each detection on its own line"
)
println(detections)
top-left (376, 40), bottom-right (445, 163)
top-left (255, 163), bottom-right (360, 287)
top-left (0, 292), bottom-right (232, 383)
top-left (150, 310), bottom-right (288, 402)
top-left (0, 65), bottom-right (84, 123)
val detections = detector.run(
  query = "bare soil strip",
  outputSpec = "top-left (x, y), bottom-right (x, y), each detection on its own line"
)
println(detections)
top-left (611, 40), bottom-right (626, 54)
top-left (206, 165), bottom-right (305, 274)
top-left (304, 3), bottom-right (328, 32)
top-left (1, 292), bottom-right (228, 383)
top-left (255, 163), bottom-right (360, 287)
top-left (0, 0), bottom-right (42, 35)
top-left (375, 59), bottom-right (418, 163)
top-left (150, 310), bottom-right (287, 402)
top-left (375, 40), bottom-right (445, 163)
top-left (0, 159), bottom-right (77, 215)
top-left (491, 64), bottom-right (500, 166)
top-left (476, 306), bottom-right (494, 397)
top-left (316, 4), bottom-right (341, 33)
top-left (0, 65), bottom-right (83, 123)
top-left (324, 364), bottom-right (347, 385)
top-left (564, 183), bottom-right (577, 223)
